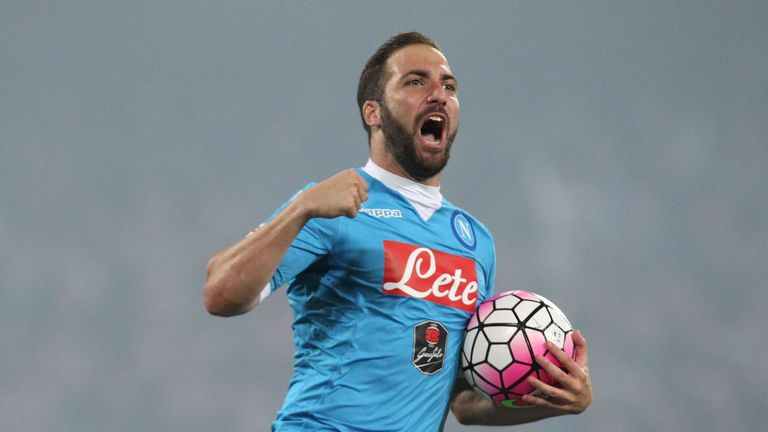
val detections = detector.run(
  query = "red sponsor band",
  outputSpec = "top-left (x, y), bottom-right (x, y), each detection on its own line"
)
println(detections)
top-left (382, 240), bottom-right (478, 312)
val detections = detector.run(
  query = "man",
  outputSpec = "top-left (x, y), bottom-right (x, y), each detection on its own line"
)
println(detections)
top-left (204, 32), bottom-right (591, 431)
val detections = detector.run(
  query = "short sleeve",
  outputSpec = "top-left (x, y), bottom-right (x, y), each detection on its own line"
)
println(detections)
top-left (258, 183), bottom-right (336, 295)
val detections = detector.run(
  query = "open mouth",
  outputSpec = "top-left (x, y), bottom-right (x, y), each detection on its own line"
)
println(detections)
top-left (419, 114), bottom-right (446, 146)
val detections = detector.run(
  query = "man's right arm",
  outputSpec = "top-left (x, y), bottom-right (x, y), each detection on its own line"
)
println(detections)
top-left (203, 169), bottom-right (368, 316)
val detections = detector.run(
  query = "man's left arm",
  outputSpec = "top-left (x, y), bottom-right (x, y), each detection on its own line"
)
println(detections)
top-left (450, 330), bottom-right (592, 426)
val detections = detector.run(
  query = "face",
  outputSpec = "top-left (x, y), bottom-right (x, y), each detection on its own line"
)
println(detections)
top-left (378, 44), bottom-right (460, 181)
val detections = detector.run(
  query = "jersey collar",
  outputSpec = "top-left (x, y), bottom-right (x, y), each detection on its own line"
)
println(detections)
top-left (363, 159), bottom-right (443, 221)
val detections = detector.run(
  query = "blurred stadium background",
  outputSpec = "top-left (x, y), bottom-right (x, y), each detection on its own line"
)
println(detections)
top-left (2, 2), bottom-right (766, 431)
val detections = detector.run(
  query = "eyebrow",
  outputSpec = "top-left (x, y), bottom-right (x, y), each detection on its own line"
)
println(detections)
top-left (404, 69), bottom-right (458, 84)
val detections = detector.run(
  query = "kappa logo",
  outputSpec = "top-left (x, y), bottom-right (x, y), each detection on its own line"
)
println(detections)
top-left (360, 207), bottom-right (403, 218)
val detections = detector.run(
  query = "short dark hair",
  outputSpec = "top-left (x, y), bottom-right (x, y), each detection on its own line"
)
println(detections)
top-left (357, 32), bottom-right (440, 136)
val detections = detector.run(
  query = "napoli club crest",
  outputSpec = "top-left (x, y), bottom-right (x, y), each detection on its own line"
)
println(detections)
top-left (412, 320), bottom-right (448, 375)
top-left (451, 210), bottom-right (476, 251)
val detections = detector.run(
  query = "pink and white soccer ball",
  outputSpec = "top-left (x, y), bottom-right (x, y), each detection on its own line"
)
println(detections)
top-left (461, 290), bottom-right (575, 408)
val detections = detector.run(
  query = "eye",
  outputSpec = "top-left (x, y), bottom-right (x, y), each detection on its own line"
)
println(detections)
top-left (408, 78), bottom-right (423, 86)
top-left (443, 83), bottom-right (457, 92)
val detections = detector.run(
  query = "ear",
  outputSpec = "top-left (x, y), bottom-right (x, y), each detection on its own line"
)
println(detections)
top-left (363, 100), bottom-right (381, 129)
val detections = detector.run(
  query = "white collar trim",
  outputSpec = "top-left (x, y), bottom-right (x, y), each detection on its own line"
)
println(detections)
top-left (363, 159), bottom-right (443, 221)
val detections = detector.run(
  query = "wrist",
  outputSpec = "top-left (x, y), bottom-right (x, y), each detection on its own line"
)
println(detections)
top-left (284, 194), bottom-right (315, 224)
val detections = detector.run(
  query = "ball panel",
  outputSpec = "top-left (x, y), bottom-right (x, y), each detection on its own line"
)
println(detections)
top-left (551, 309), bottom-right (573, 332)
top-left (472, 372), bottom-right (499, 397)
top-left (470, 329), bottom-right (490, 364)
top-left (526, 329), bottom-right (549, 359)
top-left (543, 323), bottom-right (566, 347)
top-left (539, 294), bottom-right (573, 329)
top-left (526, 307), bottom-right (553, 330)
top-left (502, 362), bottom-right (532, 388)
top-left (477, 301), bottom-right (495, 322)
top-left (509, 331), bottom-right (533, 363)
top-left (512, 299), bottom-right (539, 322)
top-left (492, 293), bottom-right (521, 310)
top-left (508, 374), bottom-right (535, 395)
top-left (487, 344), bottom-right (513, 370)
top-left (483, 325), bottom-right (515, 344)
top-left (483, 309), bottom-right (518, 325)
top-left (474, 363), bottom-right (503, 390)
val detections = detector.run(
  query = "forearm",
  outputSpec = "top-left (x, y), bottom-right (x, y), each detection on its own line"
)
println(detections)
top-left (203, 199), bottom-right (310, 316)
top-left (451, 388), bottom-right (562, 426)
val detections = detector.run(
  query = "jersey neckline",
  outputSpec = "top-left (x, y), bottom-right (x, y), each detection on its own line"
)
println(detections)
top-left (362, 159), bottom-right (443, 222)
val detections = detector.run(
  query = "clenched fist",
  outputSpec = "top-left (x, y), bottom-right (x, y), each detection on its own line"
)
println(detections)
top-left (297, 169), bottom-right (369, 219)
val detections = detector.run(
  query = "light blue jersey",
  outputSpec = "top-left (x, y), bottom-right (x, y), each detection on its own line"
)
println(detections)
top-left (266, 168), bottom-right (496, 432)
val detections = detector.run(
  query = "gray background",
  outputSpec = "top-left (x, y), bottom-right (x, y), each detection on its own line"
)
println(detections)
top-left (2, 1), bottom-right (767, 431)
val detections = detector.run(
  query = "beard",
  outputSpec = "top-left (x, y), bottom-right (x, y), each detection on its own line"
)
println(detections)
top-left (379, 102), bottom-right (457, 182)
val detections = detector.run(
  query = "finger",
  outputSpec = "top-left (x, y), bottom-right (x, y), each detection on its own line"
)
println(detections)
top-left (572, 329), bottom-right (590, 368)
top-left (356, 175), bottom-right (369, 201)
top-left (535, 352), bottom-right (571, 385)
top-left (346, 204), bottom-right (359, 218)
top-left (346, 195), bottom-right (361, 218)
top-left (528, 376), bottom-right (570, 400)
top-left (342, 171), bottom-right (366, 202)
top-left (345, 169), bottom-right (364, 185)
top-left (545, 341), bottom-right (577, 370)
top-left (356, 183), bottom-right (368, 204)
top-left (520, 392), bottom-right (560, 410)
top-left (545, 340), bottom-right (586, 379)
top-left (521, 390), bottom-right (574, 412)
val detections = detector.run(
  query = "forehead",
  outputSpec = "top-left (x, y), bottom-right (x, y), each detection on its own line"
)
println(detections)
top-left (385, 44), bottom-right (453, 79)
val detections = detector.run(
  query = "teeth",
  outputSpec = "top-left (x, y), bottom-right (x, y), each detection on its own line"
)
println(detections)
top-left (429, 115), bottom-right (444, 122)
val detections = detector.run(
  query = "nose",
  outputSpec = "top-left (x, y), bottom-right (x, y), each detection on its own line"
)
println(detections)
top-left (426, 82), bottom-right (448, 106)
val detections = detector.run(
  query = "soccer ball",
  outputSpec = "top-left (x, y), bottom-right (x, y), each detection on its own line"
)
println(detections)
top-left (461, 290), bottom-right (575, 408)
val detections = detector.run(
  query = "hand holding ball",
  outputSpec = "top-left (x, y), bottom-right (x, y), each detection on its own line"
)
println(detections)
top-left (461, 290), bottom-right (575, 407)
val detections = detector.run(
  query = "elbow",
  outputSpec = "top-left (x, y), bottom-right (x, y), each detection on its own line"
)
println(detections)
top-left (453, 413), bottom-right (471, 426)
top-left (203, 294), bottom-right (222, 316)
top-left (204, 256), bottom-right (224, 315)
top-left (204, 278), bottom-right (234, 317)
top-left (204, 258), bottom-right (258, 316)
top-left (203, 256), bottom-right (246, 317)
top-left (204, 279), bottom-right (252, 317)
top-left (449, 387), bottom-right (485, 425)
top-left (450, 403), bottom-right (475, 426)
top-left (205, 283), bottom-right (262, 318)
top-left (203, 283), bottom-right (227, 316)
top-left (203, 252), bottom-right (265, 317)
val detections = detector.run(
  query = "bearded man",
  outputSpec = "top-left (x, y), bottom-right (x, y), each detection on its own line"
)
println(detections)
top-left (204, 32), bottom-right (591, 431)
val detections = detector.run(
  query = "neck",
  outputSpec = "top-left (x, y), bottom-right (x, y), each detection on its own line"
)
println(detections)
top-left (363, 159), bottom-right (443, 221)
top-left (369, 135), bottom-right (443, 187)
